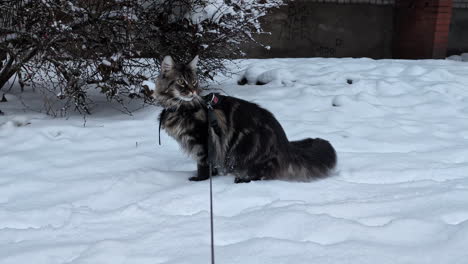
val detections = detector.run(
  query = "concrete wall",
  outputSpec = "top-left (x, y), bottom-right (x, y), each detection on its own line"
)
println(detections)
top-left (448, 8), bottom-right (468, 55)
top-left (244, 1), bottom-right (394, 59)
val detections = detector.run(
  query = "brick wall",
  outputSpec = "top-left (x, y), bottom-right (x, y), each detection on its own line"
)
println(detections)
top-left (242, 0), bottom-right (465, 59)
top-left (394, 0), bottom-right (453, 59)
top-left (433, 0), bottom-right (453, 57)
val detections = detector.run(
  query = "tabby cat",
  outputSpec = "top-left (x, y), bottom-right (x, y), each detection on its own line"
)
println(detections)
top-left (153, 55), bottom-right (337, 183)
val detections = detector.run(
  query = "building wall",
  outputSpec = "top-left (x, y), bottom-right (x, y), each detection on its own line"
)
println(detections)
top-left (244, 1), bottom-right (394, 59)
top-left (393, 0), bottom-right (453, 59)
top-left (448, 8), bottom-right (468, 55)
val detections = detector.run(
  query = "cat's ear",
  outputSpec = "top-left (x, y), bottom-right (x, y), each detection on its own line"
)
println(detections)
top-left (188, 55), bottom-right (199, 71)
top-left (161, 55), bottom-right (175, 73)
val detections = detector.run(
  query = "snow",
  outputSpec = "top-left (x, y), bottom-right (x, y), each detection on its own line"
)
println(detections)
top-left (2, 57), bottom-right (468, 263)
top-left (188, 0), bottom-right (235, 24)
top-left (102, 60), bottom-right (112, 67)
top-left (447, 53), bottom-right (468, 62)
top-left (141, 80), bottom-right (156, 91)
top-left (256, 68), bottom-right (295, 85)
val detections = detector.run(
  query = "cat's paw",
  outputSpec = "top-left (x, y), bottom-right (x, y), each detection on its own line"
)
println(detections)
top-left (189, 175), bottom-right (209, 181)
top-left (234, 177), bottom-right (251, 184)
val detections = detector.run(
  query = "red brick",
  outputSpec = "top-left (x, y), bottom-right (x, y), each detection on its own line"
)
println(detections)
top-left (434, 38), bottom-right (449, 44)
top-left (433, 47), bottom-right (447, 51)
top-left (434, 32), bottom-right (450, 37)
top-left (436, 14), bottom-right (452, 20)
top-left (434, 31), bottom-right (450, 37)
top-left (436, 12), bottom-right (452, 19)
top-left (437, 21), bottom-right (452, 26)
top-left (433, 46), bottom-right (448, 52)
top-left (436, 4), bottom-right (452, 7)
top-left (436, 20), bottom-right (451, 26)
top-left (433, 47), bottom-right (448, 51)
top-left (433, 47), bottom-right (448, 53)
top-left (436, 34), bottom-right (450, 39)
top-left (435, 24), bottom-right (450, 32)
top-left (437, 9), bottom-right (452, 13)
top-left (434, 38), bottom-right (449, 45)
top-left (434, 35), bottom-right (450, 41)
top-left (435, 0), bottom-right (452, 5)
top-left (394, 0), bottom-right (453, 59)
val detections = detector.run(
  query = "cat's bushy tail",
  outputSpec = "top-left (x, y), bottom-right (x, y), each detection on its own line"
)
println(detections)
top-left (285, 138), bottom-right (337, 180)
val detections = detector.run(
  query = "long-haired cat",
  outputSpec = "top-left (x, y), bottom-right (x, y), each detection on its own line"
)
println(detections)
top-left (153, 55), bottom-right (337, 183)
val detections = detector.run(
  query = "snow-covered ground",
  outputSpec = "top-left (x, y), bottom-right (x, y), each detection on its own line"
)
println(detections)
top-left (447, 53), bottom-right (468, 62)
top-left (1, 58), bottom-right (468, 264)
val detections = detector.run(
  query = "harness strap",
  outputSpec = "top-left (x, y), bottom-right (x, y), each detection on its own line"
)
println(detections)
top-left (205, 93), bottom-right (222, 137)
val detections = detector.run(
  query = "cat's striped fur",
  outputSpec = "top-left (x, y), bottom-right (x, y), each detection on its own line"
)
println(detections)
top-left (154, 56), bottom-right (337, 183)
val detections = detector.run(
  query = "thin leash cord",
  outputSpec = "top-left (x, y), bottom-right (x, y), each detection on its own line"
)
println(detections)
top-left (160, 95), bottom-right (216, 263)
top-left (209, 163), bottom-right (215, 264)
top-left (158, 118), bottom-right (162, 145)
top-left (207, 96), bottom-right (216, 264)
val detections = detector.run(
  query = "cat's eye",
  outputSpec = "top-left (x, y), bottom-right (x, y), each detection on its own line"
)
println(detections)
top-left (177, 79), bottom-right (185, 86)
top-left (192, 80), bottom-right (198, 86)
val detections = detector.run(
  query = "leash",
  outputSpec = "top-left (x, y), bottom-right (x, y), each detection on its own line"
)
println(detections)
top-left (158, 108), bottom-right (175, 146)
top-left (209, 165), bottom-right (215, 264)
top-left (158, 93), bottom-right (221, 264)
top-left (206, 93), bottom-right (220, 264)
top-left (158, 113), bottom-right (162, 145)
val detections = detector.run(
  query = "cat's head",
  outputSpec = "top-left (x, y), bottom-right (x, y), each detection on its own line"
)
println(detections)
top-left (153, 55), bottom-right (201, 108)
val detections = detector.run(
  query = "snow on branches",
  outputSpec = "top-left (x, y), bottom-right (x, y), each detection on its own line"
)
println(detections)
top-left (0, 0), bottom-right (283, 115)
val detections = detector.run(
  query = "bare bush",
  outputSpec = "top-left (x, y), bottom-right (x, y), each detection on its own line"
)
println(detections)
top-left (0, 0), bottom-right (283, 114)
